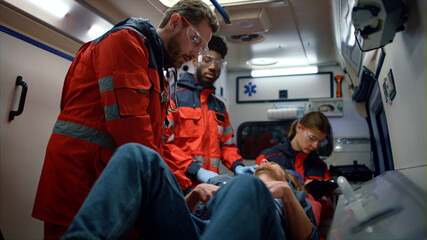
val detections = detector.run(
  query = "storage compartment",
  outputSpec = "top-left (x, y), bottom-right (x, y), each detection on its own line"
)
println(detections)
top-left (331, 137), bottom-right (371, 169)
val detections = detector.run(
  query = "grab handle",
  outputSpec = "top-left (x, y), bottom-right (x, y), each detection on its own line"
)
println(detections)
top-left (210, 0), bottom-right (230, 24)
top-left (9, 76), bottom-right (28, 121)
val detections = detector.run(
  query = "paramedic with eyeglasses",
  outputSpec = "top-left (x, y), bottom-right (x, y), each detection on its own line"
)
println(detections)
top-left (256, 111), bottom-right (332, 182)
top-left (256, 111), bottom-right (334, 236)
top-left (163, 35), bottom-right (258, 194)
top-left (32, 1), bottom-right (218, 238)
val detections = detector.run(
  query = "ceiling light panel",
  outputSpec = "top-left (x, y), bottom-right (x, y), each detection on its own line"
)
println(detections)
top-left (251, 66), bottom-right (318, 77)
top-left (27, 0), bottom-right (70, 18)
top-left (247, 58), bottom-right (278, 66)
top-left (4, 0), bottom-right (115, 43)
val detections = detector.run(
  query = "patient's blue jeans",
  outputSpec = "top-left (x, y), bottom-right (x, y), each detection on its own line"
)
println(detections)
top-left (61, 143), bottom-right (285, 240)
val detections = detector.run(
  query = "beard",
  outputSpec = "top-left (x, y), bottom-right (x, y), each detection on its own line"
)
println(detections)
top-left (254, 165), bottom-right (281, 181)
top-left (165, 34), bottom-right (185, 68)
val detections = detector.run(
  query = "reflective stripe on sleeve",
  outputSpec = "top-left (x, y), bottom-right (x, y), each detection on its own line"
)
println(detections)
top-left (98, 76), bottom-right (114, 93)
top-left (53, 120), bottom-right (117, 151)
top-left (224, 126), bottom-right (233, 136)
top-left (166, 134), bottom-right (175, 143)
top-left (104, 104), bottom-right (120, 121)
top-left (218, 125), bottom-right (224, 135)
top-left (223, 138), bottom-right (234, 145)
top-left (193, 156), bottom-right (205, 165)
top-left (168, 119), bottom-right (175, 132)
top-left (211, 158), bottom-right (220, 168)
top-left (98, 76), bottom-right (148, 94)
top-left (98, 76), bottom-right (120, 121)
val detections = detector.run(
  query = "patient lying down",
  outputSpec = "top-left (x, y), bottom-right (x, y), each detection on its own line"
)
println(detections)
top-left (62, 143), bottom-right (319, 240)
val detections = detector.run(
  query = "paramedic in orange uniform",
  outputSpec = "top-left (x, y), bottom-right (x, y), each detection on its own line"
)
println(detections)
top-left (162, 36), bottom-right (257, 193)
top-left (32, 1), bottom-right (218, 238)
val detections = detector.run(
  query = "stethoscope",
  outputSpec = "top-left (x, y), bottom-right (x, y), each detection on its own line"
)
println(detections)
top-left (166, 68), bottom-right (179, 112)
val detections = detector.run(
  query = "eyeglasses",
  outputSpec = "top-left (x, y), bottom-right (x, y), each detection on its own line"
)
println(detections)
top-left (198, 54), bottom-right (227, 69)
top-left (180, 15), bottom-right (209, 54)
top-left (300, 124), bottom-right (327, 146)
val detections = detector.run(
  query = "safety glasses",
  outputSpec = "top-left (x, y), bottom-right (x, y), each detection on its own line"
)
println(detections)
top-left (180, 15), bottom-right (209, 54)
top-left (198, 53), bottom-right (227, 69)
top-left (300, 124), bottom-right (327, 146)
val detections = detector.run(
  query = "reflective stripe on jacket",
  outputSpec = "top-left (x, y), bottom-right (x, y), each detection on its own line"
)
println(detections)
top-left (162, 72), bottom-right (243, 190)
top-left (32, 18), bottom-right (170, 226)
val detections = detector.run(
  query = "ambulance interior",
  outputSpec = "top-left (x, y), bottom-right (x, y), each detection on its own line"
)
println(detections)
top-left (1, 0), bottom-right (425, 239)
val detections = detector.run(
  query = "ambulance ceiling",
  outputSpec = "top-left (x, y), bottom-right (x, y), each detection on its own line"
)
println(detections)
top-left (1, 0), bottom-right (340, 72)
top-left (85, 0), bottom-right (340, 71)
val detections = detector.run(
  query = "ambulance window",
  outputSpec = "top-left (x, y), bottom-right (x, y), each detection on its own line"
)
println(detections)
top-left (237, 120), bottom-right (334, 160)
top-left (236, 120), bottom-right (295, 160)
top-left (368, 82), bottom-right (394, 175)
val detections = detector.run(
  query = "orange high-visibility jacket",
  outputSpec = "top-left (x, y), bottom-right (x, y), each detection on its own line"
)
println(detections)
top-left (163, 72), bottom-right (244, 190)
top-left (32, 18), bottom-right (180, 227)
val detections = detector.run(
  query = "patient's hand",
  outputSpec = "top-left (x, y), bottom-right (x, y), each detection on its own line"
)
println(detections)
top-left (185, 183), bottom-right (219, 214)
top-left (264, 181), bottom-right (292, 199)
top-left (193, 183), bottom-right (220, 204)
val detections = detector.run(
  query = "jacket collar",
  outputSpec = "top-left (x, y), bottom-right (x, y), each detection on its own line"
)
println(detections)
top-left (281, 136), bottom-right (297, 158)
top-left (113, 17), bottom-right (172, 69)
top-left (129, 18), bottom-right (172, 69)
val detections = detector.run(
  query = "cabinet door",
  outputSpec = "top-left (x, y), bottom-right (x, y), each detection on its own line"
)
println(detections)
top-left (1, 31), bottom-right (72, 239)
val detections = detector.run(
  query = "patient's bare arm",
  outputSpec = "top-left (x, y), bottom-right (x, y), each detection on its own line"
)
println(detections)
top-left (265, 181), bottom-right (313, 240)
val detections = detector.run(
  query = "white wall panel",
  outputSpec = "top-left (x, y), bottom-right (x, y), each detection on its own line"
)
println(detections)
top-left (237, 73), bottom-right (332, 102)
top-left (379, 0), bottom-right (426, 170)
top-left (1, 30), bottom-right (72, 239)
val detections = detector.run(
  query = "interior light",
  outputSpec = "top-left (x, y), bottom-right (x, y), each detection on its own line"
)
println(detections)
top-left (334, 145), bottom-right (343, 151)
top-left (236, 20), bottom-right (255, 28)
top-left (27, 0), bottom-right (70, 18)
top-left (158, 0), bottom-right (178, 7)
top-left (251, 66), bottom-right (318, 77)
top-left (247, 58), bottom-right (278, 66)
top-left (348, 25), bottom-right (356, 46)
top-left (88, 24), bottom-right (109, 39)
top-left (3, 0), bottom-right (115, 43)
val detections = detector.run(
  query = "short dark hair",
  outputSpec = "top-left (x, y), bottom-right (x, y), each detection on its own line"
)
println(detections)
top-left (159, 0), bottom-right (218, 33)
top-left (208, 35), bottom-right (228, 58)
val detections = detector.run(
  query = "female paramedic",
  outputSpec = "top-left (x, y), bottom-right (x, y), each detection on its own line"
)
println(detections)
top-left (255, 111), bottom-right (332, 183)
top-left (255, 111), bottom-right (334, 230)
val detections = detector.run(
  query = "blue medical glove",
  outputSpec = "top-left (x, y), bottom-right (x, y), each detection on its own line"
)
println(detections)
top-left (196, 168), bottom-right (219, 183)
top-left (234, 165), bottom-right (259, 175)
